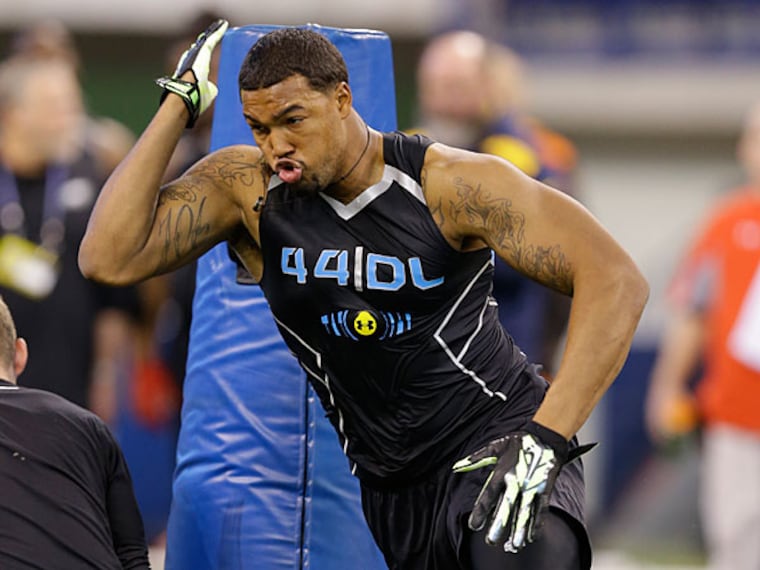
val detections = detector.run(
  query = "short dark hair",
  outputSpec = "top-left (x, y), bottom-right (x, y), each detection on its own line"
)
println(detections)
top-left (238, 28), bottom-right (348, 93)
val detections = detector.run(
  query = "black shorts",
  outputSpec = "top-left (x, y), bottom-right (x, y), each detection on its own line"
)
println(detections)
top-left (360, 453), bottom-right (591, 570)
top-left (359, 367), bottom-right (592, 570)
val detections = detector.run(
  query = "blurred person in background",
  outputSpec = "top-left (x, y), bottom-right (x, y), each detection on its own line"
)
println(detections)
top-left (8, 19), bottom-right (137, 180)
top-left (8, 21), bottom-right (180, 546)
top-left (12, 16), bottom-right (181, 431)
top-left (414, 30), bottom-right (577, 377)
top-left (0, 296), bottom-right (150, 569)
top-left (645, 102), bottom-right (760, 570)
top-left (0, 54), bottom-right (137, 412)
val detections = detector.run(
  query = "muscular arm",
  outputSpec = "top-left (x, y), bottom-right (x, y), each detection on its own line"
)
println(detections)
top-left (79, 95), bottom-right (262, 285)
top-left (425, 144), bottom-right (649, 439)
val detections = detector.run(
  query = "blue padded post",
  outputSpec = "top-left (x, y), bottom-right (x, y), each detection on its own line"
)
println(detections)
top-left (165, 25), bottom-right (395, 570)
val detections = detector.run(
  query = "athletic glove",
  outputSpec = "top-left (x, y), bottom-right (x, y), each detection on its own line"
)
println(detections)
top-left (453, 421), bottom-right (595, 553)
top-left (155, 19), bottom-right (229, 128)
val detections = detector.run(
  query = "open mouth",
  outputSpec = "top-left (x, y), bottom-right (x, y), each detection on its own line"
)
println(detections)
top-left (275, 159), bottom-right (303, 184)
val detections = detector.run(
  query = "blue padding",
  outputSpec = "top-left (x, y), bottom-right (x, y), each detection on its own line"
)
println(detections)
top-left (115, 408), bottom-right (176, 544)
top-left (166, 24), bottom-right (394, 570)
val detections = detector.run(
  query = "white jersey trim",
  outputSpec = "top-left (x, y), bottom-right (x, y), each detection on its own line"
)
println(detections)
top-left (433, 257), bottom-right (507, 401)
top-left (386, 164), bottom-right (426, 205)
top-left (272, 315), bottom-right (353, 462)
top-left (267, 174), bottom-right (284, 192)
top-left (319, 164), bottom-right (426, 221)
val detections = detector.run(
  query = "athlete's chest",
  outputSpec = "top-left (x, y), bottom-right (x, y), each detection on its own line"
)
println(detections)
top-left (259, 185), bottom-right (456, 316)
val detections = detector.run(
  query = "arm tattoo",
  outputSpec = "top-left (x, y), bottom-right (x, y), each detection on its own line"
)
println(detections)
top-left (156, 183), bottom-right (211, 265)
top-left (187, 148), bottom-right (260, 189)
top-left (156, 149), bottom-right (260, 264)
top-left (450, 177), bottom-right (573, 294)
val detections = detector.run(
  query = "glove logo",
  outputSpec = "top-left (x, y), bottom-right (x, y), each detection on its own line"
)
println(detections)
top-left (353, 310), bottom-right (377, 337)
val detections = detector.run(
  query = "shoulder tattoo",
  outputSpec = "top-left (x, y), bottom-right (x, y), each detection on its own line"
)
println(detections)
top-left (198, 147), bottom-right (262, 188)
top-left (155, 149), bottom-right (262, 265)
top-left (449, 177), bottom-right (573, 294)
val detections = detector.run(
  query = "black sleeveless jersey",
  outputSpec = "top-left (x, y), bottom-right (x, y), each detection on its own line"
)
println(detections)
top-left (258, 131), bottom-right (531, 484)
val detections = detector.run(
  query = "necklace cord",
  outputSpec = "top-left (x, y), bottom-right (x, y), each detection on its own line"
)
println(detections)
top-left (335, 124), bottom-right (371, 185)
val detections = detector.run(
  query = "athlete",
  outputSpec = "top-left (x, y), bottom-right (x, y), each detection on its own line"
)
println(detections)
top-left (79, 21), bottom-right (649, 570)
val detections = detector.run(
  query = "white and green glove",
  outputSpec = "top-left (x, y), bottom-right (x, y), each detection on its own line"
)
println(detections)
top-left (453, 421), bottom-right (595, 553)
top-left (155, 19), bottom-right (229, 128)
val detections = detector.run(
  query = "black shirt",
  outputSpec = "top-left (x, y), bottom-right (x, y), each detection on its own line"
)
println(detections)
top-left (0, 379), bottom-right (150, 569)
top-left (258, 131), bottom-right (530, 485)
top-left (0, 154), bottom-right (138, 407)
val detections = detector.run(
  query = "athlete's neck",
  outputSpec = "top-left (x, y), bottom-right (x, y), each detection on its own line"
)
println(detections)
top-left (326, 114), bottom-right (383, 204)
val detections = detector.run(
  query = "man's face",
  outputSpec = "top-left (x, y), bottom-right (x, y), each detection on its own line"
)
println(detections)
top-left (418, 58), bottom-right (484, 122)
top-left (417, 40), bottom-right (489, 148)
top-left (6, 62), bottom-right (85, 162)
top-left (241, 74), bottom-right (345, 192)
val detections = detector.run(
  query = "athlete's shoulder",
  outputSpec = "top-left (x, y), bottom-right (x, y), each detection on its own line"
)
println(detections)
top-left (388, 128), bottom-right (435, 147)
top-left (207, 143), bottom-right (261, 159)
top-left (418, 143), bottom-right (504, 230)
top-left (383, 130), bottom-right (436, 181)
top-left (422, 140), bottom-right (498, 176)
top-left (719, 186), bottom-right (760, 213)
top-left (183, 144), bottom-right (269, 194)
top-left (680, 186), bottom-right (760, 261)
top-left (204, 144), bottom-right (266, 176)
top-left (699, 186), bottom-right (760, 232)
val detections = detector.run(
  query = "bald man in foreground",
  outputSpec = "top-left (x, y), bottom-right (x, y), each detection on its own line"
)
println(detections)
top-left (0, 297), bottom-right (150, 569)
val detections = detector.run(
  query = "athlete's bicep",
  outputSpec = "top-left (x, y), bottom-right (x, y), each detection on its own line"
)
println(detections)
top-left (141, 146), bottom-right (262, 275)
top-left (428, 145), bottom-right (613, 296)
